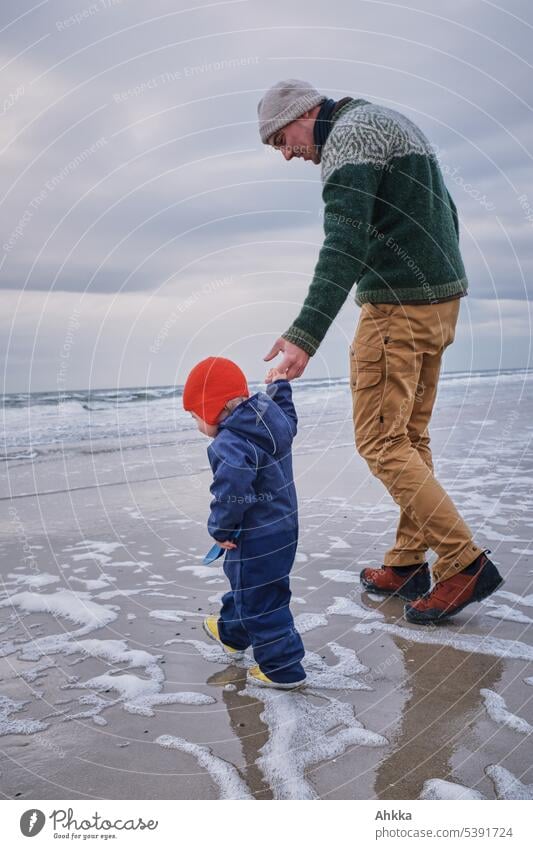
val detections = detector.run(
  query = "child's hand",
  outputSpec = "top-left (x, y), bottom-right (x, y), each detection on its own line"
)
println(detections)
top-left (218, 540), bottom-right (238, 549)
top-left (265, 366), bottom-right (289, 384)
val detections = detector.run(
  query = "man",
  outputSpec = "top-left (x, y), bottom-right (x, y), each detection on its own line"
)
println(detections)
top-left (258, 79), bottom-right (503, 624)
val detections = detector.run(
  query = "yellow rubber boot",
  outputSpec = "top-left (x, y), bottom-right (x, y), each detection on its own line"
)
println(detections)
top-left (203, 615), bottom-right (245, 661)
top-left (247, 664), bottom-right (306, 690)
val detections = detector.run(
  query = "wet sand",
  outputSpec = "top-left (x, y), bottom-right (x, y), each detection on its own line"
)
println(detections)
top-left (1, 384), bottom-right (532, 800)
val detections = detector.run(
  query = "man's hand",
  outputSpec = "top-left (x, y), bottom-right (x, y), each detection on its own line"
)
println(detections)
top-left (264, 337), bottom-right (310, 381)
top-left (217, 540), bottom-right (238, 550)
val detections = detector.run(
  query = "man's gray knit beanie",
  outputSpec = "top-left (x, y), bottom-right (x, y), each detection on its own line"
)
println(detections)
top-left (257, 79), bottom-right (326, 144)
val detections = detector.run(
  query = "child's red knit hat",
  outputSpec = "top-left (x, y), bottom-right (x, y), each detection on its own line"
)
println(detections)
top-left (182, 357), bottom-right (249, 425)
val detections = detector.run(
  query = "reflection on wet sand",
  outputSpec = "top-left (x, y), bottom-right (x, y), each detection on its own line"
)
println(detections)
top-left (374, 634), bottom-right (503, 800)
top-left (207, 666), bottom-right (273, 799)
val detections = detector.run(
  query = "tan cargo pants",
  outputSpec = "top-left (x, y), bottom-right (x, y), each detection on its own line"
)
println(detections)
top-left (350, 298), bottom-right (483, 584)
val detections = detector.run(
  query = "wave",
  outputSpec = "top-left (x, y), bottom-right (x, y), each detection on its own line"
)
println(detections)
top-left (0, 450), bottom-right (39, 461)
top-left (0, 385), bottom-right (185, 409)
top-left (3, 368), bottom-right (532, 410)
top-left (1, 369), bottom-right (531, 463)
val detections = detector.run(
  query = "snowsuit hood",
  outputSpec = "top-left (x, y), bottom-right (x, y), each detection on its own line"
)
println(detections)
top-left (217, 389), bottom-right (295, 457)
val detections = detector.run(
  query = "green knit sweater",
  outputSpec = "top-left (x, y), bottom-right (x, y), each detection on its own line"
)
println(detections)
top-left (282, 99), bottom-right (468, 356)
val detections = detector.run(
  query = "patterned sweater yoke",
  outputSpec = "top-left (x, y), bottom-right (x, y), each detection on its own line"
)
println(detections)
top-left (282, 99), bottom-right (468, 357)
top-left (321, 101), bottom-right (435, 180)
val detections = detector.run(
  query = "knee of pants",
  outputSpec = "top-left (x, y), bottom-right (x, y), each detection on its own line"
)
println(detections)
top-left (357, 430), bottom-right (413, 477)
top-left (355, 427), bottom-right (380, 464)
top-left (355, 422), bottom-right (390, 465)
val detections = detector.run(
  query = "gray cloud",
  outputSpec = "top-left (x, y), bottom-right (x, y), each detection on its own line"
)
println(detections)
top-left (1, 0), bottom-right (532, 389)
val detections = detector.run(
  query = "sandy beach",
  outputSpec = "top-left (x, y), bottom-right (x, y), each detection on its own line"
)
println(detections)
top-left (1, 371), bottom-right (532, 800)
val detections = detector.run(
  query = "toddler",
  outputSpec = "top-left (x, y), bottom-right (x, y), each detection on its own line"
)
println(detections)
top-left (182, 356), bottom-right (306, 689)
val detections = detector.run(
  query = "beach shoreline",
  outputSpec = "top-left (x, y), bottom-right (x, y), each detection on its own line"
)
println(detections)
top-left (1, 373), bottom-right (532, 800)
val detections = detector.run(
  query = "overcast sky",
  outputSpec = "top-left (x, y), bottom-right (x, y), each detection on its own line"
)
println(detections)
top-left (1, 0), bottom-right (531, 392)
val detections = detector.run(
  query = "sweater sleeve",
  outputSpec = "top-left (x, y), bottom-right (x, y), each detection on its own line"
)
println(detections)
top-left (207, 437), bottom-right (258, 542)
top-left (281, 161), bottom-right (383, 356)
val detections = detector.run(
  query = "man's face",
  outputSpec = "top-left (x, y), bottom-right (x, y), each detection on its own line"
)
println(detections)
top-left (268, 108), bottom-right (320, 164)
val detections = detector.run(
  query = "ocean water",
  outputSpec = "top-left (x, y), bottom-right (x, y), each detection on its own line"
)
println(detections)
top-left (1, 368), bottom-right (532, 462)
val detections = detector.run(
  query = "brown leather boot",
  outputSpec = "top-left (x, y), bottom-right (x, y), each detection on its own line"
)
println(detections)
top-left (360, 562), bottom-right (430, 601)
top-left (404, 551), bottom-right (503, 624)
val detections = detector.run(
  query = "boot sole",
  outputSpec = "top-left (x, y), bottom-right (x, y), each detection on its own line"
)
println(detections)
top-left (246, 674), bottom-right (307, 690)
top-left (202, 619), bottom-right (245, 660)
top-left (404, 575), bottom-right (505, 624)
top-left (360, 574), bottom-right (430, 602)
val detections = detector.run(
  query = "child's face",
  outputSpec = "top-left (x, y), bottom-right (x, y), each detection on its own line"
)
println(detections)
top-left (190, 412), bottom-right (219, 438)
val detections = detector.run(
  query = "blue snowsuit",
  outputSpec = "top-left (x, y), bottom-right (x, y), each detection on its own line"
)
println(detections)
top-left (206, 379), bottom-right (305, 684)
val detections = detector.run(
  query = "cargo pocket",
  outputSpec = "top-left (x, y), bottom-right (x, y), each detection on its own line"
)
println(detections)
top-left (349, 341), bottom-right (383, 388)
top-left (349, 340), bottom-right (384, 435)
top-left (355, 370), bottom-right (382, 389)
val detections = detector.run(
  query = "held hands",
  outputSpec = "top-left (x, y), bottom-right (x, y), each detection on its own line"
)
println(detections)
top-left (265, 366), bottom-right (289, 384)
top-left (263, 337), bottom-right (310, 382)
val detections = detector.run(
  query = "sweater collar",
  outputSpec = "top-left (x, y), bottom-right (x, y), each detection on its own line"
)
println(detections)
top-left (312, 96), bottom-right (353, 159)
top-left (314, 97), bottom-right (371, 160)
